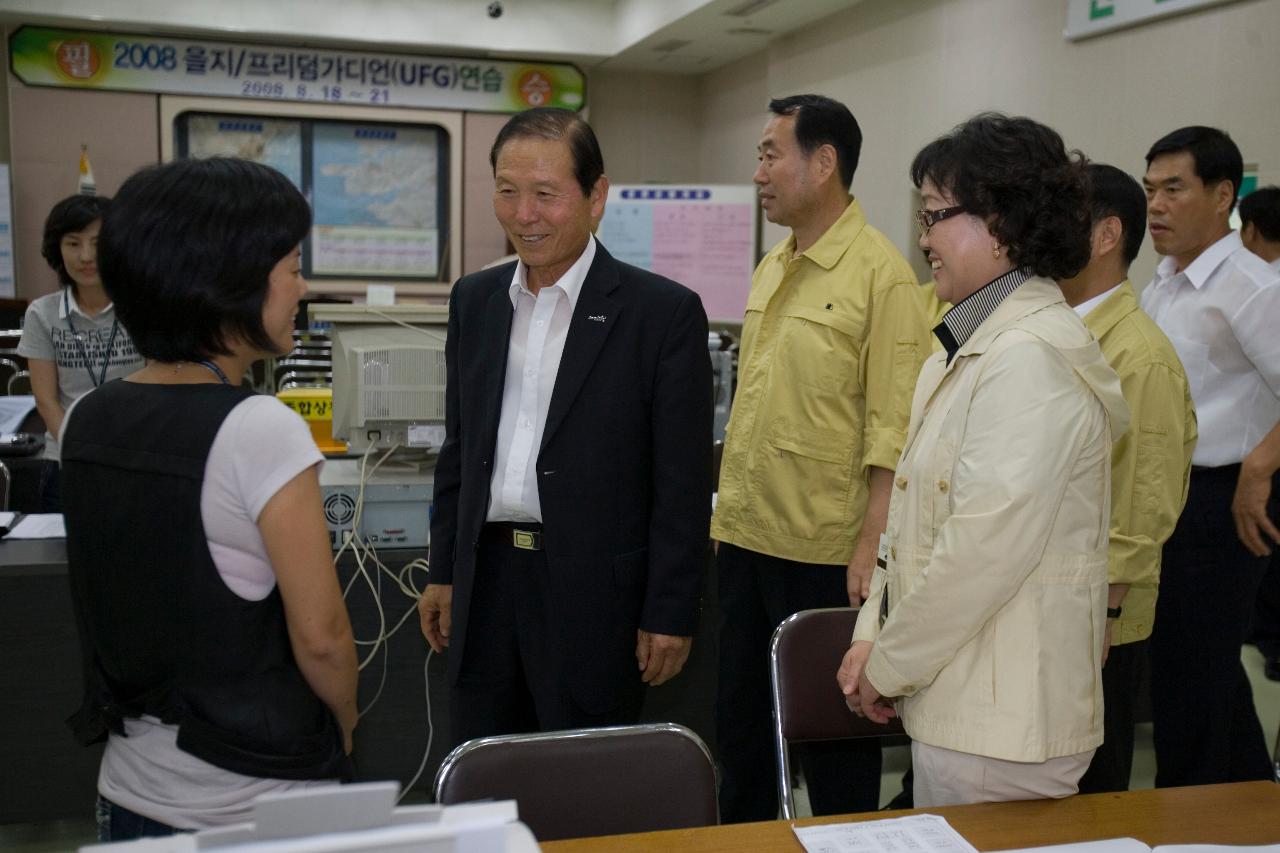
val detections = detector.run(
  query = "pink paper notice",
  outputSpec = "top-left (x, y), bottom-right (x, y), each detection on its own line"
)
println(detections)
top-left (649, 202), bottom-right (755, 321)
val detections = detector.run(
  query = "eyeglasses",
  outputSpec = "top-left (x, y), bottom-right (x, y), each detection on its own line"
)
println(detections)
top-left (915, 205), bottom-right (966, 235)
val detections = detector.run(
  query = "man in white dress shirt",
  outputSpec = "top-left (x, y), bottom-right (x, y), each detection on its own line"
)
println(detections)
top-left (1239, 185), bottom-right (1280, 681)
top-left (1139, 126), bottom-right (1280, 786)
top-left (419, 108), bottom-right (713, 746)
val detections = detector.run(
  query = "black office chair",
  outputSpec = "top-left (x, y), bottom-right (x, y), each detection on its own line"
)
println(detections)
top-left (770, 607), bottom-right (905, 818)
top-left (7, 370), bottom-right (32, 396)
top-left (433, 722), bottom-right (718, 841)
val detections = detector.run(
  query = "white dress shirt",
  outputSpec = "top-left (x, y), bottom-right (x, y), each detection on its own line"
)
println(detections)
top-left (1140, 230), bottom-right (1280, 466)
top-left (1071, 282), bottom-right (1121, 318)
top-left (486, 236), bottom-right (597, 522)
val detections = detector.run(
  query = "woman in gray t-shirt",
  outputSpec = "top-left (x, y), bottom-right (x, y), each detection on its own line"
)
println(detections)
top-left (17, 195), bottom-right (143, 510)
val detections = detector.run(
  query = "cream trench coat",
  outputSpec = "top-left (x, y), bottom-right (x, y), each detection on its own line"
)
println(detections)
top-left (853, 278), bottom-right (1130, 763)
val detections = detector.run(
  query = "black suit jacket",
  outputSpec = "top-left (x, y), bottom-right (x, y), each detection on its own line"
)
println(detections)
top-left (429, 242), bottom-right (713, 713)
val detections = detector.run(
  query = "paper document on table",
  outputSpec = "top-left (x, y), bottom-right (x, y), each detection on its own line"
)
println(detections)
top-left (998, 839), bottom-right (1280, 853)
top-left (999, 840), bottom-right (1150, 853)
top-left (794, 813), bottom-right (979, 853)
top-left (7, 513), bottom-right (65, 539)
top-left (1157, 847), bottom-right (1280, 853)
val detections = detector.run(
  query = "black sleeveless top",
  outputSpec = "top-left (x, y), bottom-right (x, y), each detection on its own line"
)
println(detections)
top-left (62, 380), bottom-right (350, 781)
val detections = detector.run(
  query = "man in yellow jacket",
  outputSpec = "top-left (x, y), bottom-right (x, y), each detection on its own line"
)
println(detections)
top-left (1057, 163), bottom-right (1197, 792)
top-left (711, 94), bottom-right (931, 821)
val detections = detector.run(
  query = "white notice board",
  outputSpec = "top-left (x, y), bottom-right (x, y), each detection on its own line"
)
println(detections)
top-left (597, 184), bottom-right (758, 322)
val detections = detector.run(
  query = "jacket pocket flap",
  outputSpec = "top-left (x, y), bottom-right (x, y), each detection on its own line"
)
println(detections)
top-left (772, 434), bottom-right (847, 465)
top-left (784, 305), bottom-right (864, 339)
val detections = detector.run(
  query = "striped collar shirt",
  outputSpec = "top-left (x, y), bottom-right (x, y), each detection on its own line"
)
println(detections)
top-left (934, 267), bottom-right (1031, 362)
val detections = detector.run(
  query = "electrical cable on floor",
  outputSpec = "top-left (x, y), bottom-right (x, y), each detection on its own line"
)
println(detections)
top-left (398, 648), bottom-right (436, 805)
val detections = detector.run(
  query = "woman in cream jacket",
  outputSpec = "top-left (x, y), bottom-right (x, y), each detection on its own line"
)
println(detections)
top-left (837, 114), bottom-right (1129, 806)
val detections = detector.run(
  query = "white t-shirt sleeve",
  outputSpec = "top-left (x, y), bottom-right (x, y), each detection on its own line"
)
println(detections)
top-left (202, 395), bottom-right (324, 601)
top-left (16, 295), bottom-right (55, 360)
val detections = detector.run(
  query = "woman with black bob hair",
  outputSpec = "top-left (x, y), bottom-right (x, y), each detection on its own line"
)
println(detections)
top-left (19, 194), bottom-right (144, 511)
top-left (838, 114), bottom-right (1129, 805)
top-left (60, 157), bottom-right (358, 841)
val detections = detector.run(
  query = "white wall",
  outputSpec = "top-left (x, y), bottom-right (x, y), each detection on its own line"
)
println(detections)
top-left (687, 0), bottom-right (1280, 287)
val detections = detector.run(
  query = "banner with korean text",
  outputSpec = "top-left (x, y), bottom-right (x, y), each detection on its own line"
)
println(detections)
top-left (9, 26), bottom-right (585, 113)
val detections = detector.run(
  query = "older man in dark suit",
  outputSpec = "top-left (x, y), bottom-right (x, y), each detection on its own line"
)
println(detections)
top-left (418, 108), bottom-right (713, 744)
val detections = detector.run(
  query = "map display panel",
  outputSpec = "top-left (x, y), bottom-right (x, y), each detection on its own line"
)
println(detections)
top-left (183, 115), bottom-right (303, 188)
top-left (311, 123), bottom-right (440, 278)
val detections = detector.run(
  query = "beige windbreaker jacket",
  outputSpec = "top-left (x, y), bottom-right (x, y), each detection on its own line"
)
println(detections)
top-left (853, 278), bottom-right (1130, 763)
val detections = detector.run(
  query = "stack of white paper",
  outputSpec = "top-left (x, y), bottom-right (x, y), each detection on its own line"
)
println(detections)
top-left (795, 813), bottom-right (979, 853)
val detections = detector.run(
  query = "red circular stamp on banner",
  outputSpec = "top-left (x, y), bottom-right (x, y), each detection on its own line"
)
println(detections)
top-left (517, 70), bottom-right (553, 107)
top-left (55, 39), bottom-right (101, 80)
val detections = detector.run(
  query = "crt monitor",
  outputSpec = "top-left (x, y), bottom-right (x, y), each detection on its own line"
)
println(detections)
top-left (309, 303), bottom-right (449, 455)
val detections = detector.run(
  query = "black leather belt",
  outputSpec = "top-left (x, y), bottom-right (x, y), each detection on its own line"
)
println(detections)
top-left (482, 522), bottom-right (544, 551)
top-left (1191, 463), bottom-right (1241, 477)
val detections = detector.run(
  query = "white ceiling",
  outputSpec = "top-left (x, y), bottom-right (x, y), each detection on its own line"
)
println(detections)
top-left (0, 0), bottom-right (868, 73)
top-left (603, 0), bottom-right (867, 72)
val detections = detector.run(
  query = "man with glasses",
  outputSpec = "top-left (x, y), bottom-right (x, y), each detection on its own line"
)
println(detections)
top-left (712, 94), bottom-right (931, 821)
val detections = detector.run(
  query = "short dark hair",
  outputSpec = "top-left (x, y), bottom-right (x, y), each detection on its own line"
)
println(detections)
top-left (769, 94), bottom-right (861, 189)
top-left (1239, 186), bottom-right (1280, 243)
top-left (1087, 163), bottom-right (1146, 266)
top-left (490, 107), bottom-right (603, 196)
top-left (910, 113), bottom-right (1092, 280)
top-left (98, 158), bottom-right (311, 362)
top-left (41, 194), bottom-right (111, 288)
top-left (1145, 126), bottom-right (1244, 212)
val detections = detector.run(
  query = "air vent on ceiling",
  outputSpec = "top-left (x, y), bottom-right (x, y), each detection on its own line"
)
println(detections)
top-left (652, 38), bottom-right (694, 53)
top-left (726, 27), bottom-right (772, 36)
top-left (724, 0), bottom-right (781, 18)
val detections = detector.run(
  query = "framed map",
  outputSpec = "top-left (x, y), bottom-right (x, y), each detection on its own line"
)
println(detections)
top-left (175, 112), bottom-right (448, 281)
top-left (180, 115), bottom-right (304, 189)
top-left (311, 124), bottom-right (440, 278)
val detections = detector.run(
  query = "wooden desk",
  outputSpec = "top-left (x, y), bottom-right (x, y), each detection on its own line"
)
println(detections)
top-left (542, 782), bottom-right (1280, 852)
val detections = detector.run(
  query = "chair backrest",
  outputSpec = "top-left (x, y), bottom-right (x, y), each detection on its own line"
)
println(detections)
top-left (7, 370), bottom-right (31, 396)
top-left (0, 357), bottom-right (20, 394)
top-left (433, 722), bottom-right (718, 841)
top-left (770, 607), bottom-right (904, 818)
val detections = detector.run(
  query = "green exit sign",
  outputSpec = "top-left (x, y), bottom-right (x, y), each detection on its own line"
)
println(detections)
top-left (1068, 0), bottom-right (1247, 41)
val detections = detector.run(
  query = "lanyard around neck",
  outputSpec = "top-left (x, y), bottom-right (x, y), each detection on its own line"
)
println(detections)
top-left (64, 288), bottom-right (119, 388)
top-left (197, 359), bottom-right (232, 386)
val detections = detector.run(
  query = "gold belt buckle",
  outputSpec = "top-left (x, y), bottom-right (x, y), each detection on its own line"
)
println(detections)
top-left (513, 529), bottom-right (538, 550)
